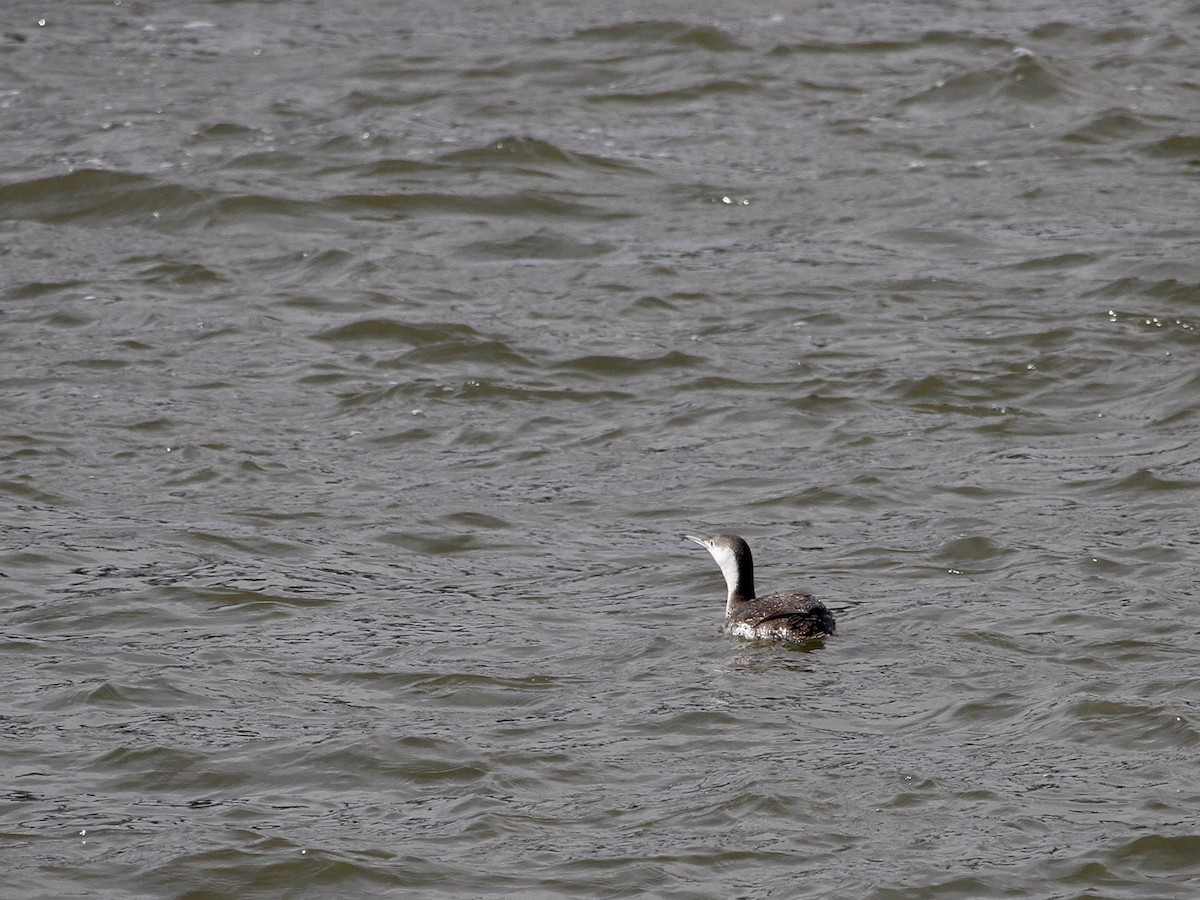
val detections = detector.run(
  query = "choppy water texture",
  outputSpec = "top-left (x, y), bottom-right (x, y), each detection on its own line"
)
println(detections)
top-left (4, 0), bottom-right (1200, 896)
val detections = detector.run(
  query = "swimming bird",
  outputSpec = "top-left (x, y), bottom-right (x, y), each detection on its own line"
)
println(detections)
top-left (687, 533), bottom-right (836, 641)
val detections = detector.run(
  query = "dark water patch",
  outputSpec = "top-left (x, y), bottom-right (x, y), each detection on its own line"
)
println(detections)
top-left (443, 381), bottom-right (634, 405)
top-left (458, 230), bottom-right (616, 261)
top-left (1107, 834), bottom-right (1200, 878)
top-left (875, 289), bottom-right (987, 322)
top-left (1062, 108), bottom-right (1153, 145)
top-left (932, 536), bottom-right (1017, 570)
top-left (770, 30), bottom-right (1010, 57)
top-left (282, 736), bottom-right (491, 785)
top-left (442, 511), bottom-right (513, 531)
top-left (437, 135), bottom-right (647, 176)
top-left (59, 356), bottom-right (132, 371)
top-left (1026, 21), bottom-right (1149, 47)
top-left (763, 478), bottom-right (898, 515)
top-left (569, 20), bottom-right (745, 53)
top-left (180, 528), bottom-right (313, 560)
top-left (553, 350), bottom-right (702, 377)
top-left (35, 305), bottom-right (96, 328)
top-left (330, 189), bottom-right (611, 221)
top-left (1141, 134), bottom-right (1200, 163)
top-left (205, 193), bottom-right (324, 228)
top-left (130, 259), bottom-right (226, 285)
top-left (378, 531), bottom-right (487, 555)
top-left (458, 55), bottom-right (630, 94)
top-left (186, 587), bottom-right (336, 612)
top-left (401, 670), bottom-right (564, 703)
top-left (591, 77), bottom-right (767, 105)
top-left (1068, 467), bottom-right (1200, 497)
top-left (144, 847), bottom-right (428, 897)
top-left (12, 592), bottom-right (196, 635)
top-left (4, 279), bottom-right (90, 301)
top-left (395, 338), bottom-right (534, 368)
top-left (220, 149), bottom-right (315, 173)
top-left (288, 248), bottom-right (364, 277)
top-left (0, 169), bottom-right (206, 226)
top-left (1092, 278), bottom-right (1200, 306)
top-left (871, 873), bottom-right (1003, 898)
top-left (1065, 697), bottom-right (1196, 751)
top-left (889, 369), bottom-right (1034, 408)
top-left (622, 293), bottom-right (676, 314)
top-left (313, 318), bottom-right (483, 346)
top-left (363, 423), bottom-right (438, 445)
top-left (684, 374), bottom-right (776, 393)
top-left (186, 121), bottom-right (268, 145)
top-left (875, 228), bottom-right (991, 251)
top-left (900, 50), bottom-right (1095, 111)
top-left (331, 380), bottom-right (438, 410)
top-left (91, 745), bottom-right (235, 792)
top-left (342, 87), bottom-right (445, 111)
top-left (910, 400), bottom-right (1024, 421)
top-left (769, 38), bottom-right (917, 56)
top-left (355, 157), bottom-right (444, 178)
top-left (1152, 402), bottom-right (1200, 427)
top-left (1004, 251), bottom-right (1099, 272)
top-left (339, 378), bottom-right (634, 413)
top-left (669, 24), bottom-right (747, 53)
top-left (65, 677), bottom-right (214, 712)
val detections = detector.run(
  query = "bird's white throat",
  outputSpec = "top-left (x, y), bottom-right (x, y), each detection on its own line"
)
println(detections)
top-left (702, 541), bottom-right (743, 616)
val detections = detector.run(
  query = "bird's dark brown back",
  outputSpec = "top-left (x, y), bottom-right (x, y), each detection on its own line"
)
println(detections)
top-left (734, 591), bottom-right (836, 636)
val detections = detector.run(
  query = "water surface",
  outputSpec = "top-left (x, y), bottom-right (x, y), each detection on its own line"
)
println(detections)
top-left (3, 1), bottom-right (1200, 896)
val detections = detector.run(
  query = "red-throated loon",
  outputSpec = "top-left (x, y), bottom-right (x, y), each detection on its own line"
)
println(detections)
top-left (687, 534), bottom-right (836, 641)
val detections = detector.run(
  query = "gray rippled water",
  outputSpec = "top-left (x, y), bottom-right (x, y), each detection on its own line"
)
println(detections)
top-left (4, 1), bottom-right (1200, 896)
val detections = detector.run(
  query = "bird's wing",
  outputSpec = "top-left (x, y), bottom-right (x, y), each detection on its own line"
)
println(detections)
top-left (745, 592), bottom-right (836, 636)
